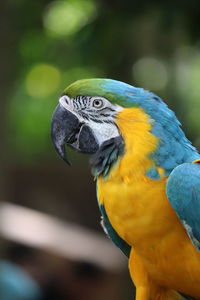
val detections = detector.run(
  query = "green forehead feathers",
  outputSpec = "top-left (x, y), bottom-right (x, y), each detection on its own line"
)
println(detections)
top-left (63, 78), bottom-right (130, 106)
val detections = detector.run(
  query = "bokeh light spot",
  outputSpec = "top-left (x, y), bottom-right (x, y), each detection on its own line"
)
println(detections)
top-left (175, 46), bottom-right (200, 102)
top-left (43, 0), bottom-right (96, 37)
top-left (132, 57), bottom-right (168, 91)
top-left (26, 64), bottom-right (61, 98)
top-left (174, 46), bottom-right (200, 133)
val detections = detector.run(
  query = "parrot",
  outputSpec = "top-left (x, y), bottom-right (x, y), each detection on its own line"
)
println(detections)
top-left (51, 78), bottom-right (200, 300)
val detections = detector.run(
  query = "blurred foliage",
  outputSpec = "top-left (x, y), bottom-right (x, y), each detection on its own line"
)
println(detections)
top-left (5, 0), bottom-right (200, 162)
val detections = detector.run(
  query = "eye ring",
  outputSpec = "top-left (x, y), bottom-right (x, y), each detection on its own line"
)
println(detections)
top-left (92, 98), bottom-right (104, 109)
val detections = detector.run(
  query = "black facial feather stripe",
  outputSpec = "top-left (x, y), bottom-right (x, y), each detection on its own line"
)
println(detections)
top-left (102, 119), bottom-right (114, 124)
top-left (74, 95), bottom-right (92, 102)
top-left (80, 112), bottom-right (90, 120)
top-left (73, 96), bottom-right (94, 109)
top-left (100, 113), bottom-right (111, 117)
top-left (90, 118), bottom-right (104, 123)
top-left (87, 112), bottom-right (115, 121)
top-left (94, 107), bottom-right (116, 113)
top-left (88, 117), bottom-right (114, 124)
top-left (103, 107), bottom-right (116, 112)
top-left (74, 102), bottom-right (79, 109)
top-left (85, 107), bottom-right (116, 114)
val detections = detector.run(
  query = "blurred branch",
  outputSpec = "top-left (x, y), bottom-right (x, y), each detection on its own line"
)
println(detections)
top-left (0, 202), bottom-right (126, 271)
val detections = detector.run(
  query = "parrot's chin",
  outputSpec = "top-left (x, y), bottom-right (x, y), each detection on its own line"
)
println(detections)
top-left (51, 104), bottom-right (99, 164)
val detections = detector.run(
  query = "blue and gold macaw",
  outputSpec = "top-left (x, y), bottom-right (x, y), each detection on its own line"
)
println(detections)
top-left (51, 79), bottom-right (200, 300)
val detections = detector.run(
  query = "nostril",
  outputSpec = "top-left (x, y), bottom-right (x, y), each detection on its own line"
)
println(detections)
top-left (59, 95), bottom-right (70, 108)
top-left (64, 96), bottom-right (69, 105)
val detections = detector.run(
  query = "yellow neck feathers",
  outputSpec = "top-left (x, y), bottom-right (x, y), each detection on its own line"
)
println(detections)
top-left (108, 107), bottom-right (159, 181)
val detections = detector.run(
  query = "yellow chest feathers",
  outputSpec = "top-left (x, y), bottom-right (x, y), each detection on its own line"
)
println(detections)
top-left (97, 108), bottom-right (200, 297)
top-left (97, 107), bottom-right (175, 246)
top-left (104, 106), bottom-right (162, 181)
top-left (97, 106), bottom-right (162, 191)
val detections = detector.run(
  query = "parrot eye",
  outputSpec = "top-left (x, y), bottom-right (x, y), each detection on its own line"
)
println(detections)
top-left (92, 98), bottom-right (104, 109)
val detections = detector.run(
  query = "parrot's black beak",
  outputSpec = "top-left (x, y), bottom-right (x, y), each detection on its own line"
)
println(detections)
top-left (51, 104), bottom-right (80, 164)
top-left (51, 104), bottom-right (99, 164)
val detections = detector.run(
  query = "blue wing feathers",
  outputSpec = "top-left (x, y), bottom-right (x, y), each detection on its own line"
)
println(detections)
top-left (166, 162), bottom-right (200, 251)
top-left (99, 204), bottom-right (131, 257)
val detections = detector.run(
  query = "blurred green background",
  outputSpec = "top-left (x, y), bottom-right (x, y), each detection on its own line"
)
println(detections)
top-left (0, 0), bottom-right (200, 299)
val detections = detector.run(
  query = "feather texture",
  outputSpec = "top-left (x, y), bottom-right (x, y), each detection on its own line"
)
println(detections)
top-left (166, 160), bottom-right (200, 251)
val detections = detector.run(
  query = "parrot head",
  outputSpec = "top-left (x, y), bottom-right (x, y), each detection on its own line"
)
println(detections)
top-left (51, 78), bottom-right (197, 175)
top-left (51, 78), bottom-right (135, 164)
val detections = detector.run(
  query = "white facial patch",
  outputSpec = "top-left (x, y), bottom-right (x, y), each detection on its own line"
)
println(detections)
top-left (59, 95), bottom-right (123, 146)
top-left (88, 119), bottom-right (120, 144)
